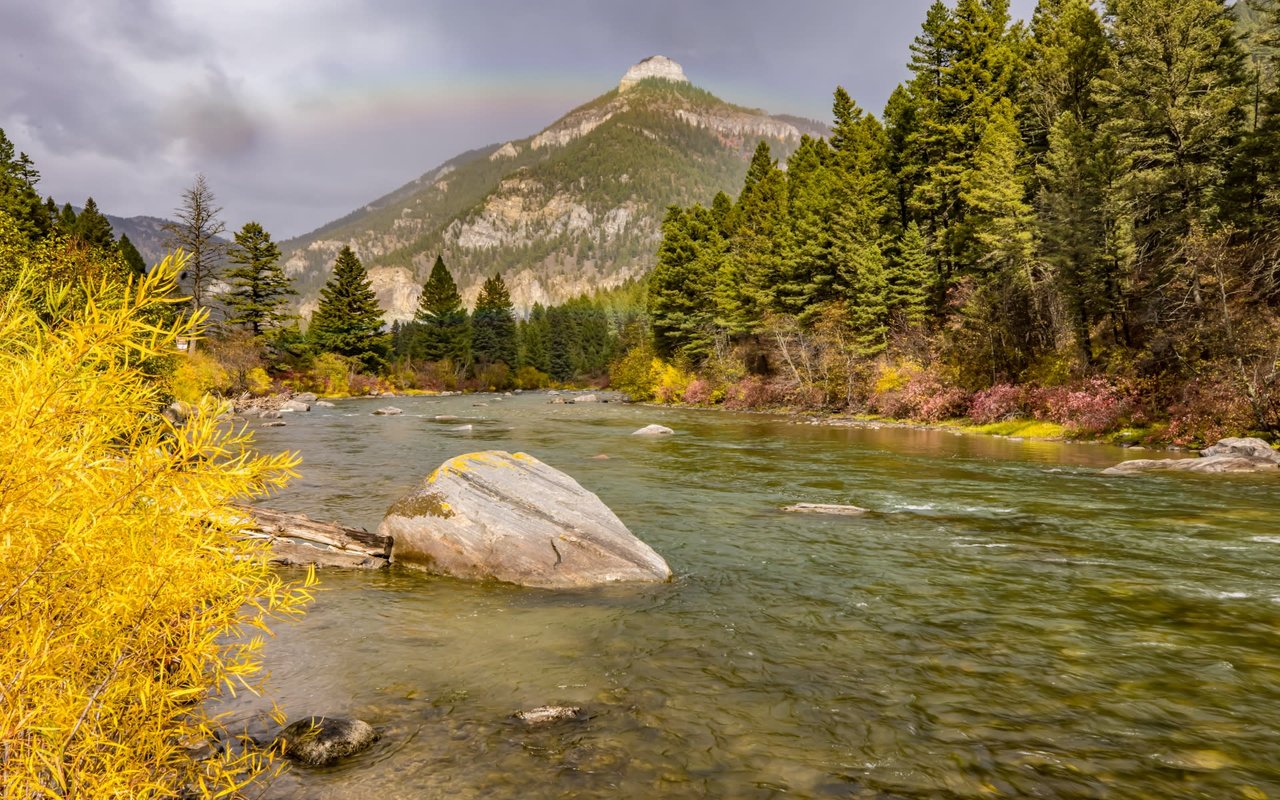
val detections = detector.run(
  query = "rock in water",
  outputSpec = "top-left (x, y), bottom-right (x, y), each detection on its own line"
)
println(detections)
top-left (783, 503), bottom-right (868, 515)
top-left (372, 407), bottom-right (402, 416)
top-left (632, 424), bottom-right (674, 436)
top-left (1199, 437), bottom-right (1280, 464)
top-left (513, 705), bottom-right (585, 725)
top-left (274, 717), bottom-right (378, 767)
top-left (379, 451), bottom-right (672, 588)
top-left (574, 394), bottom-right (599, 403)
top-left (1104, 455), bottom-right (1278, 475)
top-left (280, 399), bottom-right (311, 413)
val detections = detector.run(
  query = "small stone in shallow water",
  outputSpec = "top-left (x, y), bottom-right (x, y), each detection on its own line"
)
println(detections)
top-left (783, 503), bottom-right (868, 516)
top-left (372, 407), bottom-right (402, 416)
top-left (274, 717), bottom-right (378, 766)
top-left (590, 454), bottom-right (610, 460)
top-left (632, 424), bottom-right (674, 436)
top-left (513, 705), bottom-right (584, 725)
top-left (261, 421), bottom-right (287, 428)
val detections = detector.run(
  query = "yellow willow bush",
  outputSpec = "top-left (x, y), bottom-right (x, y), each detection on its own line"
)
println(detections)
top-left (0, 256), bottom-right (314, 798)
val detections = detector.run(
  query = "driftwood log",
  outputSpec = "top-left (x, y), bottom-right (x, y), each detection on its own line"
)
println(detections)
top-left (232, 505), bottom-right (392, 569)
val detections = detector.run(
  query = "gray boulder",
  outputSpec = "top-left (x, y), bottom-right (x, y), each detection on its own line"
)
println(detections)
top-left (314, 400), bottom-right (336, 408)
top-left (274, 717), bottom-right (378, 766)
top-left (513, 706), bottom-right (584, 725)
top-left (632, 424), bottom-right (674, 436)
top-left (1104, 455), bottom-right (1279, 475)
top-left (294, 392), bottom-right (318, 405)
top-left (258, 409), bottom-right (282, 419)
top-left (280, 399), bottom-right (311, 413)
top-left (574, 394), bottom-right (599, 404)
top-left (1199, 437), bottom-right (1280, 464)
top-left (379, 451), bottom-right (672, 588)
top-left (372, 407), bottom-right (402, 416)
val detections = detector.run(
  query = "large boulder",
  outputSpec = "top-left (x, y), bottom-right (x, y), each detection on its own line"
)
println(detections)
top-left (274, 717), bottom-right (378, 766)
top-left (1104, 454), bottom-right (1279, 475)
top-left (632, 424), bottom-right (674, 436)
top-left (379, 451), bottom-right (672, 588)
top-left (1199, 437), bottom-right (1280, 464)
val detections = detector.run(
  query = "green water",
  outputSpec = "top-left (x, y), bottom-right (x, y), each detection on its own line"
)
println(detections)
top-left (232, 393), bottom-right (1280, 799)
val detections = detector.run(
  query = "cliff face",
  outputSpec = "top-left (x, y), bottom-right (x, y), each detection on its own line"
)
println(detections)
top-left (280, 58), bottom-right (827, 321)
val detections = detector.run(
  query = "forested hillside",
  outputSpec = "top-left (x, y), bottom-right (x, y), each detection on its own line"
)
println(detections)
top-left (632, 0), bottom-right (1280, 445)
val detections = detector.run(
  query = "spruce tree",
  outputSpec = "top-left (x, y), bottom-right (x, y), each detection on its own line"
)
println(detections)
top-left (413, 255), bottom-right (470, 364)
top-left (716, 143), bottom-right (788, 335)
top-left (309, 246), bottom-right (389, 372)
top-left (887, 222), bottom-right (935, 328)
top-left (1095, 0), bottom-right (1246, 254)
top-left (0, 129), bottom-right (51, 242)
top-left (117, 234), bottom-right (147, 277)
top-left (471, 273), bottom-right (517, 368)
top-left (224, 222), bottom-right (293, 337)
top-left (71, 198), bottom-right (115, 251)
top-left (519, 303), bottom-right (551, 374)
top-left (547, 305), bottom-right (575, 382)
top-left (781, 135), bottom-right (834, 318)
top-left (648, 205), bottom-right (721, 361)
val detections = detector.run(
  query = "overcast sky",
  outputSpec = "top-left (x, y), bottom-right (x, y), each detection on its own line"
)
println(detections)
top-left (1, 0), bottom-right (1036, 239)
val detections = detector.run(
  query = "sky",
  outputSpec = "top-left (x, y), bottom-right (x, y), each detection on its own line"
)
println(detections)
top-left (1, 0), bottom-right (1037, 240)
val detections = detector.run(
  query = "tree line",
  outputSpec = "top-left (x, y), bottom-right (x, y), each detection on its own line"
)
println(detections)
top-left (641, 0), bottom-right (1280, 437)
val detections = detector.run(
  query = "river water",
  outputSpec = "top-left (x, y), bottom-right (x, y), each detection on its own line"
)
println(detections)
top-left (232, 392), bottom-right (1280, 799)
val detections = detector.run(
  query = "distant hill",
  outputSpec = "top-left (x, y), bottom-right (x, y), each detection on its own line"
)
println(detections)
top-left (279, 56), bottom-right (829, 321)
top-left (102, 213), bottom-right (179, 268)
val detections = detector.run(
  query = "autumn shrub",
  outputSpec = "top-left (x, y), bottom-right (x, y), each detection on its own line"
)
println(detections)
top-left (515, 365), bottom-right (550, 390)
top-left (1034, 376), bottom-right (1131, 436)
top-left (1165, 378), bottom-right (1257, 446)
top-left (968, 383), bottom-right (1029, 424)
top-left (682, 378), bottom-right (716, 405)
top-left (722, 375), bottom-right (789, 410)
top-left (170, 349), bottom-right (230, 403)
top-left (653, 361), bottom-right (695, 404)
top-left (305, 352), bottom-right (352, 396)
top-left (476, 361), bottom-right (512, 391)
top-left (0, 257), bottom-right (312, 797)
top-left (609, 343), bottom-right (661, 401)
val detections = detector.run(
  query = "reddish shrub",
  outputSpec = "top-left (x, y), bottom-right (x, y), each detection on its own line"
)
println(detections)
top-left (1032, 377), bottom-right (1130, 436)
top-left (347, 373), bottom-right (386, 396)
top-left (723, 376), bottom-right (787, 410)
top-left (968, 384), bottom-right (1028, 424)
top-left (868, 369), bottom-right (970, 423)
top-left (682, 379), bottom-right (713, 405)
top-left (1166, 379), bottom-right (1255, 447)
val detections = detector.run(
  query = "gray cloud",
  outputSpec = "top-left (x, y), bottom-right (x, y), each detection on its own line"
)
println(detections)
top-left (1, 0), bottom-right (1038, 238)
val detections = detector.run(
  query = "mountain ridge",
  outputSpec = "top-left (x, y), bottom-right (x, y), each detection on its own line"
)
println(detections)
top-left (279, 59), bottom-right (830, 321)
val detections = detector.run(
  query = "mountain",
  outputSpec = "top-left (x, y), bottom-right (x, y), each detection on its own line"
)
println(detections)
top-left (101, 212), bottom-right (229, 269)
top-left (280, 56), bottom-right (829, 321)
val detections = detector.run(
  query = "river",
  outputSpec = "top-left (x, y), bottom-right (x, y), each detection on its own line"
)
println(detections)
top-left (230, 392), bottom-right (1280, 798)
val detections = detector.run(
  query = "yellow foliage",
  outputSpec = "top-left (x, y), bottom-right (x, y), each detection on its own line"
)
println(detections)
top-left (245, 366), bottom-right (273, 395)
top-left (309, 352), bottom-right (351, 396)
top-left (0, 256), bottom-right (313, 797)
top-left (654, 360), bottom-right (695, 404)
top-left (873, 360), bottom-right (920, 395)
top-left (170, 349), bottom-right (230, 403)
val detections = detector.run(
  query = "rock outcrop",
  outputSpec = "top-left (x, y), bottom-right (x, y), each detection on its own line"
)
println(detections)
top-left (783, 503), bottom-right (868, 515)
top-left (618, 55), bottom-right (689, 91)
top-left (274, 717), bottom-right (378, 767)
top-left (379, 451), bottom-right (672, 588)
top-left (1104, 438), bottom-right (1280, 475)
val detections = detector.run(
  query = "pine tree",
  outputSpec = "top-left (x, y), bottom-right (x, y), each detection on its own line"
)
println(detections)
top-left (716, 143), bottom-right (788, 335)
top-left (164, 174), bottom-right (227, 312)
top-left (0, 129), bottom-right (51, 242)
top-left (962, 99), bottom-right (1036, 276)
top-left (118, 234), bottom-right (147, 277)
top-left (781, 135), bottom-right (834, 317)
top-left (1025, 0), bottom-right (1109, 157)
top-left (309, 246), bottom-right (389, 372)
top-left (886, 222), bottom-right (935, 328)
top-left (58, 203), bottom-right (77, 233)
top-left (1095, 0), bottom-right (1246, 254)
top-left (224, 222), bottom-right (293, 337)
top-left (471, 273), bottom-right (517, 368)
top-left (547, 305), bottom-right (575, 382)
top-left (519, 303), bottom-right (551, 373)
top-left (648, 205), bottom-right (721, 361)
top-left (413, 255), bottom-right (470, 364)
top-left (71, 198), bottom-right (115, 251)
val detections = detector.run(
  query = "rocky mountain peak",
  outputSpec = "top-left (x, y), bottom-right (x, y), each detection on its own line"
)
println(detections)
top-left (619, 55), bottom-right (688, 92)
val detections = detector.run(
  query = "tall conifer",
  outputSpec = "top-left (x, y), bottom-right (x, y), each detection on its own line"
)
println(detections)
top-left (310, 246), bottom-right (389, 372)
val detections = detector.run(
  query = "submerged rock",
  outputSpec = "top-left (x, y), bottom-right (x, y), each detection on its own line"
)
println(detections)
top-left (314, 400), bottom-right (336, 408)
top-left (379, 451), bottom-right (672, 588)
top-left (632, 424), bottom-right (674, 436)
top-left (513, 705), bottom-right (585, 725)
top-left (261, 421), bottom-right (287, 428)
top-left (274, 717), bottom-right (378, 767)
top-left (783, 503), bottom-right (868, 515)
top-left (372, 407), bottom-right (402, 416)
